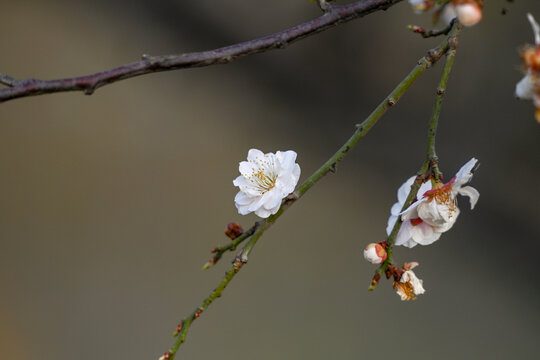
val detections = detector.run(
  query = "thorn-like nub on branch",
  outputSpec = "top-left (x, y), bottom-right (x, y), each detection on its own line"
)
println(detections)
top-left (317, 0), bottom-right (332, 12)
top-left (387, 98), bottom-right (396, 106)
top-left (437, 88), bottom-right (445, 95)
top-left (84, 87), bottom-right (95, 95)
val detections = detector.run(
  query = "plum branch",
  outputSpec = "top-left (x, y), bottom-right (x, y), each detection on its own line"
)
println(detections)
top-left (0, 0), bottom-right (405, 103)
top-left (163, 19), bottom-right (462, 360)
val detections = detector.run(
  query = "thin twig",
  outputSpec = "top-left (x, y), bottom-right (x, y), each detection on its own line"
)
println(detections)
top-left (407, 22), bottom-right (453, 38)
top-left (164, 23), bottom-right (462, 359)
top-left (0, 74), bottom-right (21, 87)
top-left (369, 21), bottom-right (462, 290)
top-left (0, 0), bottom-right (404, 103)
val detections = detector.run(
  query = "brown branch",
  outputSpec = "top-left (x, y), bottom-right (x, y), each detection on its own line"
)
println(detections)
top-left (0, 0), bottom-right (404, 103)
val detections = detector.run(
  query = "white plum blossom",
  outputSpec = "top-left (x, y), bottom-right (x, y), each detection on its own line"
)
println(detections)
top-left (393, 262), bottom-right (425, 301)
top-left (401, 158), bottom-right (479, 235)
top-left (387, 176), bottom-right (443, 248)
top-left (387, 158), bottom-right (479, 248)
top-left (409, 0), bottom-right (482, 27)
top-left (233, 149), bottom-right (300, 218)
top-left (363, 243), bottom-right (387, 264)
top-left (515, 14), bottom-right (540, 123)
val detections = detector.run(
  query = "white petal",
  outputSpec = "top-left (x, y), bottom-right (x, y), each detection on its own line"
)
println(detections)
top-left (409, 222), bottom-right (441, 246)
top-left (390, 202), bottom-right (402, 216)
top-left (386, 214), bottom-right (398, 236)
top-left (417, 181), bottom-right (432, 199)
top-left (400, 199), bottom-right (424, 220)
top-left (454, 158), bottom-right (478, 186)
top-left (516, 73), bottom-right (535, 100)
top-left (238, 161), bottom-right (255, 177)
top-left (246, 148), bottom-right (265, 161)
top-left (254, 207), bottom-right (272, 218)
top-left (394, 221), bottom-right (417, 248)
top-left (234, 191), bottom-right (253, 206)
top-left (397, 176), bottom-right (416, 204)
top-left (528, 13), bottom-right (540, 45)
top-left (276, 150), bottom-right (297, 172)
top-left (441, 4), bottom-right (457, 25)
top-left (458, 185), bottom-right (480, 209)
top-left (262, 189), bottom-right (282, 210)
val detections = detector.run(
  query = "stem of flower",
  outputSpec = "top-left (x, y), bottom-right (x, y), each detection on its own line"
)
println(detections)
top-left (165, 21), bottom-right (462, 358)
top-left (369, 21), bottom-right (462, 290)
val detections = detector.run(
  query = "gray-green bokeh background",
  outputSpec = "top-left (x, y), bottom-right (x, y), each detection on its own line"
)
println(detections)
top-left (1, 1), bottom-right (539, 359)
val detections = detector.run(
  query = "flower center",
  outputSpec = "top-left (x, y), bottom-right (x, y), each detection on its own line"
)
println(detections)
top-left (247, 155), bottom-right (277, 194)
top-left (393, 281), bottom-right (417, 301)
top-left (423, 177), bottom-right (457, 214)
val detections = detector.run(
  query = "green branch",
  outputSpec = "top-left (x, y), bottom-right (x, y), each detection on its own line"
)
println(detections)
top-left (369, 20), bottom-right (462, 290)
top-left (163, 21), bottom-right (463, 360)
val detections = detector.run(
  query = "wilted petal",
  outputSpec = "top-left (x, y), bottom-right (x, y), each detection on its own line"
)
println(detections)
top-left (458, 185), bottom-right (480, 209)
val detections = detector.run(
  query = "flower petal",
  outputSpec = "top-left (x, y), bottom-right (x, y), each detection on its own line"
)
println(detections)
top-left (397, 176), bottom-right (416, 204)
top-left (247, 148), bottom-right (265, 161)
top-left (458, 185), bottom-right (480, 209)
top-left (515, 73), bottom-right (535, 100)
top-left (394, 221), bottom-right (417, 248)
top-left (454, 158), bottom-right (478, 186)
top-left (409, 222), bottom-right (441, 246)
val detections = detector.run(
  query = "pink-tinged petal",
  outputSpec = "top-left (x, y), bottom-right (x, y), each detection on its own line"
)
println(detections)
top-left (246, 148), bottom-right (265, 161)
top-left (397, 176), bottom-right (416, 204)
top-left (455, 158), bottom-right (478, 185)
top-left (417, 181), bottom-right (432, 199)
top-left (458, 185), bottom-right (480, 209)
top-left (410, 223), bottom-right (441, 245)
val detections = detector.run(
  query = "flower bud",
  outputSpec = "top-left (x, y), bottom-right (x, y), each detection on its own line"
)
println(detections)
top-left (225, 222), bottom-right (243, 240)
top-left (363, 243), bottom-right (387, 264)
top-left (455, 2), bottom-right (482, 27)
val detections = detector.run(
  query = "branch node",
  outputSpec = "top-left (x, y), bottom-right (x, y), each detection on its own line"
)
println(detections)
top-left (84, 87), bottom-right (95, 95)
top-left (317, 0), bottom-right (333, 13)
top-left (387, 97), bottom-right (396, 106)
top-left (436, 88), bottom-right (445, 95)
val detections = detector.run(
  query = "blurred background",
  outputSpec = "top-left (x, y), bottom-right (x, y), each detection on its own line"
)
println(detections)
top-left (0, 1), bottom-right (539, 359)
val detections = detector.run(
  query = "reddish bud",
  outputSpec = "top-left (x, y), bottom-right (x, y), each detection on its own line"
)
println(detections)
top-left (363, 243), bottom-right (387, 264)
top-left (225, 222), bottom-right (243, 240)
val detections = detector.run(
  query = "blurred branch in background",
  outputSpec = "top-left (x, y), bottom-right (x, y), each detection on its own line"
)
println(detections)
top-left (163, 19), bottom-right (461, 360)
top-left (0, 0), bottom-right (404, 103)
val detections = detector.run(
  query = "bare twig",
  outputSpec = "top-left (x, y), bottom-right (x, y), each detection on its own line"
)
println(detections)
top-left (0, 0), bottom-right (404, 103)
top-left (0, 74), bottom-right (21, 87)
top-left (407, 22), bottom-right (453, 38)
